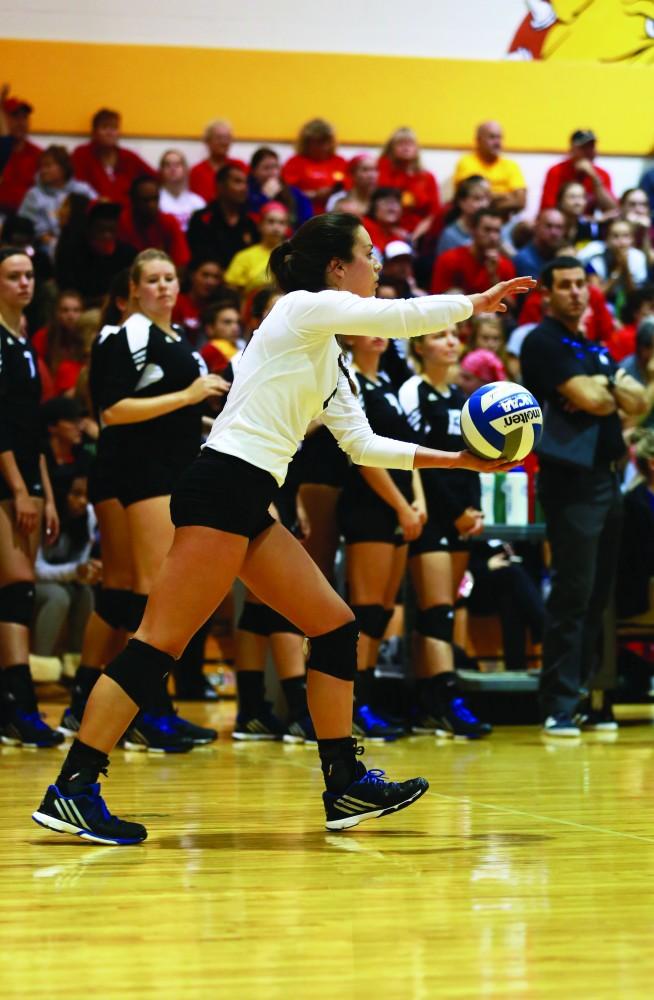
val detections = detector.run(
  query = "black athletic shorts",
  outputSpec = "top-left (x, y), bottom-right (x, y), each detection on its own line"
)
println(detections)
top-left (409, 519), bottom-right (470, 557)
top-left (295, 427), bottom-right (349, 488)
top-left (109, 450), bottom-right (198, 508)
top-left (87, 455), bottom-right (117, 506)
top-left (170, 448), bottom-right (277, 539)
top-left (339, 494), bottom-right (406, 547)
top-left (0, 454), bottom-right (42, 502)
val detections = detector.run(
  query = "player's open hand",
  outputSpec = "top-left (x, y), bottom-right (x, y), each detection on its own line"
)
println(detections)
top-left (453, 451), bottom-right (523, 473)
top-left (469, 276), bottom-right (537, 314)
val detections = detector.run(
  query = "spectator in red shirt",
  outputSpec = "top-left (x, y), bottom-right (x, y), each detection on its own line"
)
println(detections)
top-left (189, 119), bottom-right (248, 204)
top-left (0, 93), bottom-right (41, 213)
top-left (32, 290), bottom-right (84, 394)
top-left (117, 175), bottom-right (190, 268)
top-left (327, 154), bottom-right (378, 216)
top-left (282, 118), bottom-right (348, 214)
top-left (377, 127), bottom-right (440, 240)
top-left (604, 285), bottom-right (654, 361)
top-left (540, 129), bottom-right (617, 215)
top-left (431, 208), bottom-right (516, 294)
top-left (518, 254), bottom-right (616, 347)
top-left (71, 108), bottom-right (155, 206)
top-left (363, 187), bottom-right (410, 253)
top-left (172, 254), bottom-right (227, 346)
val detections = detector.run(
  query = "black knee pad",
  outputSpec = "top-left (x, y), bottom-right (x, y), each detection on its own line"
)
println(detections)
top-left (124, 592), bottom-right (148, 633)
top-left (265, 607), bottom-right (303, 636)
top-left (105, 638), bottom-right (174, 707)
top-left (306, 620), bottom-right (358, 681)
top-left (237, 601), bottom-right (271, 636)
top-left (416, 604), bottom-right (454, 642)
top-left (351, 603), bottom-right (388, 640)
top-left (96, 587), bottom-right (132, 631)
top-left (0, 581), bottom-right (35, 626)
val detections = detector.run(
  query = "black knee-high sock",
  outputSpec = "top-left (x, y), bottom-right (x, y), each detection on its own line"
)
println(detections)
top-left (354, 667), bottom-right (375, 708)
top-left (70, 665), bottom-right (102, 718)
top-left (318, 737), bottom-right (359, 793)
top-left (56, 738), bottom-right (110, 794)
top-left (236, 670), bottom-right (266, 715)
top-left (432, 671), bottom-right (459, 708)
top-left (1, 663), bottom-right (37, 711)
top-left (281, 676), bottom-right (307, 719)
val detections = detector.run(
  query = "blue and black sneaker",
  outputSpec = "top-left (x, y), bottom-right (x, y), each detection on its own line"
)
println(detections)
top-left (57, 707), bottom-right (82, 738)
top-left (352, 704), bottom-right (404, 743)
top-left (232, 703), bottom-right (286, 741)
top-left (32, 783), bottom-right (147, 845)
top-left (166, 712), bottom-right (218, 745)
top-left (435, 697), bottom-right (492, 740)
top-left (121, 712), bottom-right (194, 753)
top-left (323, 761), bottom-right (429, 831)
top-left (283, 713), bottom-right (317, 745)
top-left (1, 708), bottom-right (64, 748)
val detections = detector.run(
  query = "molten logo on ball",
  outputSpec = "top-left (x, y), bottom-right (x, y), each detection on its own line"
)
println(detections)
top-left (461, 381), bottom-right (542, 461)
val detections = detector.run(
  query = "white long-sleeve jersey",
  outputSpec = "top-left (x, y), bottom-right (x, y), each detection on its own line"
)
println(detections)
top-left (204, 288), bottom-right (473, 485)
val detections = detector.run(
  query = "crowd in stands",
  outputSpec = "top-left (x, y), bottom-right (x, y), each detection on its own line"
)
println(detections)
top-left (2, 84), bottom-right (654, 749)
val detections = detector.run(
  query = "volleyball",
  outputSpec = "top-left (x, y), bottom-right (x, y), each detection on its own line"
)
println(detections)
top-left (461, 381), bottom-right (542, 461)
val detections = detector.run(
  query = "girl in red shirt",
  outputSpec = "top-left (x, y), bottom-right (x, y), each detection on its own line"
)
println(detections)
top-left (378, 127), bottom-right (440, 240)
top-left (282, 118), bottom-right (348, 215)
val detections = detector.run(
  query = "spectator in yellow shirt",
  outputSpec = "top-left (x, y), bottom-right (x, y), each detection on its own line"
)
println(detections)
top-left (454, 122), bottom-right (526, 215)
top-left (224, 201), bottom-right (289, 295)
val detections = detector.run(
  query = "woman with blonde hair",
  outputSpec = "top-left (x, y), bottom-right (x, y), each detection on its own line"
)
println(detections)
top-left (282, 118), bottom-right (348, 213)
top-left (378, 127), bottom-right (441, 241)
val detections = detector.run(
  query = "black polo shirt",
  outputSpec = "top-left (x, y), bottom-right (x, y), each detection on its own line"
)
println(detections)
top-left (187, 201), bottom-right (259, 269)
top-left (521, 315), bottom-right (625, 467)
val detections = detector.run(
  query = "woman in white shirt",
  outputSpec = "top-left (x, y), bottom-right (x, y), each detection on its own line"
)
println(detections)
top-left (158, 149), bottom-right (205, 233)
top-left (33, 212), bottom-right (534, 845)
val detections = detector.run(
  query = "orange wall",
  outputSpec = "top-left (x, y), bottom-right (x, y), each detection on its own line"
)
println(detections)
top-left (2, 37), bottom-right (653, 154)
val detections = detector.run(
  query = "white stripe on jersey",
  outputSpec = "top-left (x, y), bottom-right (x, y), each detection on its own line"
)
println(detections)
top-left (124, 313), bottom-right (152, 372)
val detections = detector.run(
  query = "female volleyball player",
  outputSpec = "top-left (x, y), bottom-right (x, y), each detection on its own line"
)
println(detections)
top-left (33, 214), bottom-right (534, 844)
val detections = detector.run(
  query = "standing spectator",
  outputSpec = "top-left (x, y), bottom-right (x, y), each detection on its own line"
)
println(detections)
top-left (18, 146), bottom-right (96, 256)
top-left (583, 219), bottom-right (649, 311)
top-left (158, 149), bottom-right (205, 233)
top-left (520, 257), bottom-right (646, 735)
top-left (55, 200), bottom-right (136, 306)
top-left (117, 175), bottom-right (189, 268)
top-left (189, 120), bottom-right (248, 204)
top-left (514, 208), bottom-right (566, 277)
top-left (436, 176), bottom-right (491, 256)
top-left (224, 202), bottom-right (288, 296)
top-left (364, 187), bottom-right (409, 253)
top-left (247, 147), bottom-right (312, 230)
top-left (327, 154), bottom-right (378, 216)
top-left (0, 92), bottom-right (41, 214)
top-left (540, 129), bottom-right (617, 215)
top-left (71, 108), bottom-right (155, 206)
top-left (172, 255), bottom-right (225, 345)
top-left (556, 181), bottom-right (602, 248)
top-left (431, 208), bottom-right (516, 294)
top-left (377, 127), bottom-right (440, 240)
top-left (454, 122), bottom-right (527, 214)
top-left (187, 164), bottom-right (259, 269)
top-left (282, 118), bottom-right (348, 214)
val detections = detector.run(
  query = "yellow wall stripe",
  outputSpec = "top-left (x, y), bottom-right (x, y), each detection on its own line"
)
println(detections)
top-left (1, 37), bottom-right (652, 155)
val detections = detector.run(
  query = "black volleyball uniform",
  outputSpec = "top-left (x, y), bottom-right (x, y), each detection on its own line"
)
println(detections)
top-left (294, 424), bottom-right (349, 490)
top-left (399, 375), bottom-right (480, 554)
top-left (0, 322), bottom-right (43, 501)
top-left (339, 369), bottom-right (417, 546)
top-left (98, 313), bottom-right (208, 507)
top-left (87, 325), bottom-right (126, 506)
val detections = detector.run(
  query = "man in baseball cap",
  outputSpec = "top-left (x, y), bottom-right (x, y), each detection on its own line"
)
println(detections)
top-left (540, 127), bottom-right (617, 215)
top-left (0, 85), bottom-right (41, 213)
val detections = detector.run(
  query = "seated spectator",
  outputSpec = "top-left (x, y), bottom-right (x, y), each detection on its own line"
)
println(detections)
top-left (0, 92), bottom-right (41, 214)
top-left (32, 290), bottom-right (84, 397)
top-left (72, 108), bottom-right (155, 205)
top-left (172, 254), bottom-right (226, 345)
top-left (616, 429), bottom-right (654, 618)
top-left (582, 219), bottom-right (649, 310)
top-left (40, 396), bottom-right (91, 493)
top-left (380, 240), bottom-right (427, 296)
top-left (327, 154), bottom-right (378, 216)
top-left (282, 118), bottom-right (348, 214)
top-left (457, 348), bottom-right (507, 397)
top-left (605, 285), bottom-right (654, 361)
top-left (431, 208), bottom-right (515, 294)
top-left (55, 200), bottom-right (136, 306)
top-left (33, 473), bottom-right (100, 671)
top-left (241, 285), bottom-right (283, 343)
top-left (364, 187), bottom-right (409, 253)
top-left (436, 176), bottom-right (491, 256)
top-left (540, 129), bottom-right (617, 214)
top-left (620, 188), bottom-right (654, 268)
top-left (18, 146), bottom-right (96, 255)
top-left (1, 212), bottom-right (54, 332)
top-left (117, 174), bottom-right (189, 267)
top-left (187, 164), bottom-right (259, 268)
top-left (247, 146), bottom-right (312, 229)
top-left (556, 180), bottom-right (603, 248)
top-left (224, 201), bottom-right (288, 295)
top-left (514, 208), bottom-right (566, 277)
top-left (189, 119), bottom-right (248, 203)
top-left (200, 300), bottom-right (242, 365)
top-left (454, 121), bottom-right (527, 215)
top-left (158, 149), bottom-right (205, 232)
top-left (620, 318), bottom-right (654, 429)
top-left (377, 126), bottom-right (440, 240)
top-left (467, 312), bottom-right (508, 357)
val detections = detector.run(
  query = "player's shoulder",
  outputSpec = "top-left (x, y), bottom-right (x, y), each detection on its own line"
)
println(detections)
top-left (398, 373), bottom-right (422, 409)
top-left (120, 313), bottom-right (153, 367)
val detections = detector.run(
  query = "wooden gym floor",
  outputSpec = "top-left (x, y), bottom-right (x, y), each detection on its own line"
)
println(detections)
top-left (3, 701), bottom-right (654, 999)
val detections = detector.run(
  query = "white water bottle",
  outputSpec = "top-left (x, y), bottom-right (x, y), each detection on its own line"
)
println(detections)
top-left (504, 471), bottom-right (529, 526)
top-left (480, 473), bottom-right (495, 525)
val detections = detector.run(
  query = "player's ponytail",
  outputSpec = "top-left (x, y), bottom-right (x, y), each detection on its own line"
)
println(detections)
top-left (268, 213), bottom-right (361, 293)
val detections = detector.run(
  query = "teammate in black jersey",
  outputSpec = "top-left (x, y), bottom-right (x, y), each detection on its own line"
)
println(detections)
top-left (340, 334), bottom-right (425, 741)
top-left (400, 327), bottom-right (491, 739)
top-left (0, 248), bottom-right (62, 747)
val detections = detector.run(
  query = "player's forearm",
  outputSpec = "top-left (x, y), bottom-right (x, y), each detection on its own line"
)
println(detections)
top-left (102, 390), bottom-right (190, 425)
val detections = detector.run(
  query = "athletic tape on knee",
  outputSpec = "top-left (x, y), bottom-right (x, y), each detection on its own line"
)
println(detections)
top-left (306, 620), bottom-right (358, 681)
top-left (265, 607), bottom-right (303, 636)
top-left (415, 604), bottom-right (454, 642)
top-left (237, 601), bottom-right (271, 636)
top-left (351, 603), bottom-right (387, 640)
top-left (104, 638), bottom-right (174, 707)
top-left (96, 588), bottom-right (131, 631)
top-left (125, 592), bottom-right (148, 633)
top-left (0, 581), bottom-right (35, 626)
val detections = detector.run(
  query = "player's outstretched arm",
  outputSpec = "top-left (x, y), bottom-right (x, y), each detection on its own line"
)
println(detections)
top-left (414, 446), bottom-right (520, 473)
top-left (469, 276), bottom-right (537, 315)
